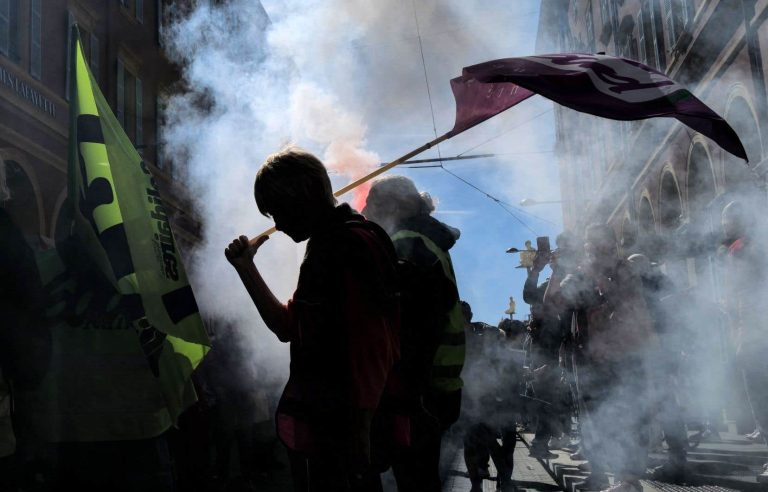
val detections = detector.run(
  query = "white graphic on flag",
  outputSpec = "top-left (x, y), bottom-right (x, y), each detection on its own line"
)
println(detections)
top-left (524, 54), bottom-right (684, 104)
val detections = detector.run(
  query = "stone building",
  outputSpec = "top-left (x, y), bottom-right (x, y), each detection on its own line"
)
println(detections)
top-left (537, 0), bottom-right (768, 430)
top-left (0, 0), bottom-right (200, 250)
top-left (538, 0), bottom-right (767, 290)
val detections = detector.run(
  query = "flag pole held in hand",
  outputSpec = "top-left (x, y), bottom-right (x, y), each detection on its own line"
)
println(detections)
top-left (250, 53), bottom-right (750, 247)
top-left (248, 132), bottom-right (452, 247)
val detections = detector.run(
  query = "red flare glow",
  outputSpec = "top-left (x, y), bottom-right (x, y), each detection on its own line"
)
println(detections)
top-left (351, 181), bottom-right (371, 213)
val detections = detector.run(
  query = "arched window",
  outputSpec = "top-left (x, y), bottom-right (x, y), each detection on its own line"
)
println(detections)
top-left (659, 171), bottom-right (683, 230)
top-left (621, 216), bottom-right (637, 254)
top-left (723, 96), bottom-right (762, 198)
top-left (638, 196), bottom-right (655, 233)
top-left (687, 142), bottom-right (717, 221)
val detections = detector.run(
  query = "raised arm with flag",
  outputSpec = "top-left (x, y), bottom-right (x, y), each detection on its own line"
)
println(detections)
top-left (23, 25), bottom-right (210, 448)
top-left (68, 23), bottom-right (210, 425)
top-left (247, 52), bottom-right (747, 244)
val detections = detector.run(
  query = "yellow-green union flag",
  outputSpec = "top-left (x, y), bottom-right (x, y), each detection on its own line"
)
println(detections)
top-left (67, 25), bottom-right (210, 424)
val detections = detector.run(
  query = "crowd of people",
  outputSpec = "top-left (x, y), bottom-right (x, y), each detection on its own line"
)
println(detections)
top-left (2, 147), bottom-right (768, 492)
top-left (458, 201), bottom-right (768, 492)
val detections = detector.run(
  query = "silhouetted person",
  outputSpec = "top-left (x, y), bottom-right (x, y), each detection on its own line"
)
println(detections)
top-left (363, 176), bottom-right (465, 492)
top-left (0, 199), bottom-right (50, 492)
top-left (720, 200), bottom-right (768, 484)
top-left (226, 147), bottom-right (403, 492)
top-left (559, 224), bottom-right (657, 492)
top-left (627, 253), bottom-right (689, 484)
top-left (461, 303), bottom-right (524, 492)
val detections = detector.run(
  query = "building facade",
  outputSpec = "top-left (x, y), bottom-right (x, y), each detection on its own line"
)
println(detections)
top-left (0, 0), bottom-right (200, 251)
top-left (538, 0), bottom-right (768, 428)
top-left (538, 0), bottom-right (768, 291)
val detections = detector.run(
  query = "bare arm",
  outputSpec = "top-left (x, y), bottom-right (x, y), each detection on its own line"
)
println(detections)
top-left (225, 235), bottom-right (294, 342)
top-left (523, 251), bottom-right (549, 305)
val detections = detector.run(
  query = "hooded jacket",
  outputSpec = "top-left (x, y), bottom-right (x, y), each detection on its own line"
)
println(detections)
top-left (389, 214), bottom-right (465, 396)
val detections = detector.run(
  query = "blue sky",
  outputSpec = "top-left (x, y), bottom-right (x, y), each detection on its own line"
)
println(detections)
top-left (172, 0), bottom-right (563, 333)
top-left (335, 0), bottom-right (563, 324)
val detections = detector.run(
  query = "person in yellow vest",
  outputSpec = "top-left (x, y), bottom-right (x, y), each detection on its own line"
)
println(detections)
top-left (363, 176), bottom-right (465, 492)
top-left (19, 209), bottom-right (181, 492)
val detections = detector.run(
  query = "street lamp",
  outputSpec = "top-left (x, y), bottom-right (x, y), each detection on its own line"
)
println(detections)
top-left (519, 198), bottom-right (564, 207)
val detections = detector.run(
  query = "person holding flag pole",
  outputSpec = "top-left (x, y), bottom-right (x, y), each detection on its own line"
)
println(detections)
top-left (13, 25), bottom-right (211, 491)
top-left (226, 147), bottom-right (405, 491)
top-left (228, 51), bottom-right (748, 492)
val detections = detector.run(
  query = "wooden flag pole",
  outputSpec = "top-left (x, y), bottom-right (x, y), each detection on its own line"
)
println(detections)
top-left (248, 132), bottom-right (452, 246)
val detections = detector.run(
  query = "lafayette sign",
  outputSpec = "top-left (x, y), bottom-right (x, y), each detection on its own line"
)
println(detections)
top-left (0, 63), bottom-right (57, 118)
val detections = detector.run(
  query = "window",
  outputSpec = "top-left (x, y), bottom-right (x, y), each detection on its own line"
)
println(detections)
top-left (665, 0), bottom-right (691, 50)
top-left (600, 0), bottom-right (610, 25)
top-left (30, 0), bottom-right (41, 79)
top-left (648, 2), bottom-right (663, 70)
top-left (90, 33), bottom-right (99, 85)
top-left (649, 0), bottom-right (664, 70)
top-left (0, 0), bottom-right (20, 62)
top-left (117, 58), bottom-right (141, 143)
top-left (0, 1), bottom-right (8, 56)
top-left (65, 11), bottom-right (75, 100)
top-left (637, 11), bottom-right (646, 64)
top-left (660, 172), bottom-right (683, 229)
top-left (664, 0), bottom-right (676, 47)
top-left (681, 0), bottom-right (691, 27)
top-left (120, 0), bottom-right (143, 22)
top-left (585, 0), bottom-right (595, 52)
top-left (639, 197), bottom-right (655, 234)
top-left (135, 78), bottom-right (143, 149)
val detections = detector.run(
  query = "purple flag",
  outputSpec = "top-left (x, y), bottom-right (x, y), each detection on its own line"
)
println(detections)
top-left (449, 53), bottom-right (747, 161)
top-left (447, 77), bottom-right (535, 137)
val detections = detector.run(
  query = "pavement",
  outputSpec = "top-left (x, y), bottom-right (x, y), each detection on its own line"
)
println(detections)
top-left (246, 429), bottom-right (563, 492)
top-left (226, 428), bottom-right (768, 491)
top-left (521, 430), bottom-right (768, 492)
top-left (441, 432), bottom-right (561, 492)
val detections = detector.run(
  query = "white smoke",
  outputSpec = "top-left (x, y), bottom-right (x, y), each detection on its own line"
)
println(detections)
top-left (162, 0), bottom-right (558, 387)
top-left (160, 1), bottom-right (768, 488)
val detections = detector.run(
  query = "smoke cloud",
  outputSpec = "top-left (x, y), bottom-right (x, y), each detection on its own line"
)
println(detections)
top-left (160, 0), bottom-right (768, 488)
top-left (162, 0), bottom-right (557, 386)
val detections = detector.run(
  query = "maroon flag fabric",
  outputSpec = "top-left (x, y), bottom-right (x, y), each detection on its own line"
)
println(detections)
top-left (447, 77), bottom-right (535, 137)
top-left (449, 53), bottom-right (747, 161)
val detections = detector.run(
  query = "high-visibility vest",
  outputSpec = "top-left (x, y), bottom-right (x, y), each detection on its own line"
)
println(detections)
top-left (18, 248), bottom-right (188, 442)
top-left (0, 369), bottom-right (15, 457)
top-left (391, 230), bottom-right (465, 393)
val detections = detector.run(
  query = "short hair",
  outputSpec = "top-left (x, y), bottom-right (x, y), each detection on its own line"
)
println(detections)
top-left (365, 175), bottom-right (434, 218)
top-left (254, 146), bottom-right (335, 217)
